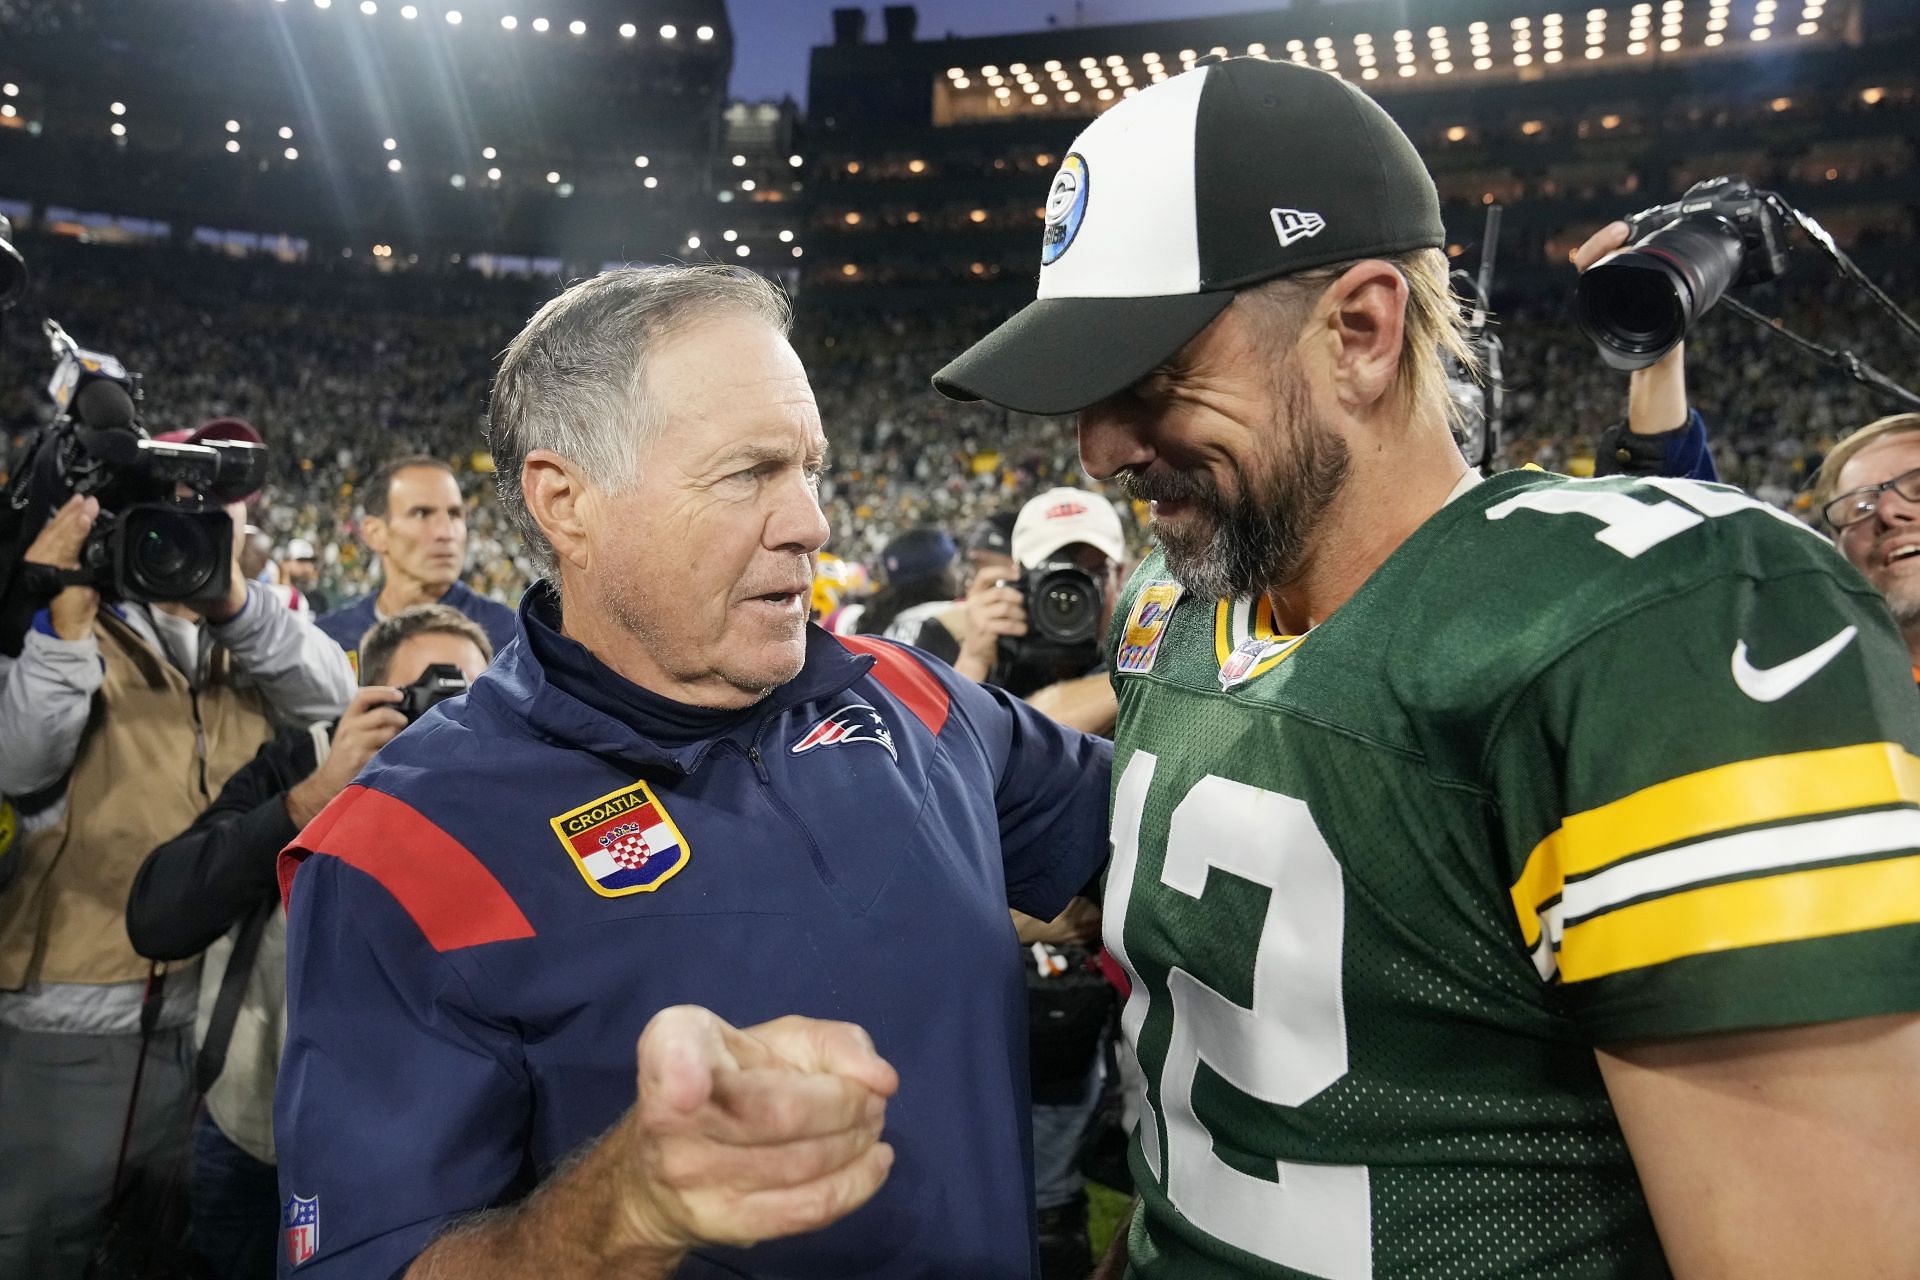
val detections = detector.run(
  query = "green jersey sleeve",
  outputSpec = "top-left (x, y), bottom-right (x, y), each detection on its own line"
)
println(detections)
top-left (1488, 550), bottom-right (1920, 1044)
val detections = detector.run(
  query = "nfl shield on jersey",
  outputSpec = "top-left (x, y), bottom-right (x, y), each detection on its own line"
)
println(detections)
top-left (283, 1194), bottom-right (319, 1267)
top-left (1105, 471), bottom-right (1920, 1278)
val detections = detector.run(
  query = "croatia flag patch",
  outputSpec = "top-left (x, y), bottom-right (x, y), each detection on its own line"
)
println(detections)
top-left (549, 780), bottom-right (691, 898)
top-left (283, 1194), bottom-right (319, 1267)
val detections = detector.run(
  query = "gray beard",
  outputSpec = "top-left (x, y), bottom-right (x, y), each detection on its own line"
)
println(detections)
top-left (1120, 374), bottom-right (1351, 601)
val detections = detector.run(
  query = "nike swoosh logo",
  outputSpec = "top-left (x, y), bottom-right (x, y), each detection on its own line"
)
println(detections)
top-left (1730, 625), bottom-right (1858, 702)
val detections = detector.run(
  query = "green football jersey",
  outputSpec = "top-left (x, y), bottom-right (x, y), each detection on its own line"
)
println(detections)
top-left (1104, 469), bottom-right (1920, 1280)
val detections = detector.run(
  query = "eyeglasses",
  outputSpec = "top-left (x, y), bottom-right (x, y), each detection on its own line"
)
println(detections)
top-left (1824, 466), bottom-right (1920, 530)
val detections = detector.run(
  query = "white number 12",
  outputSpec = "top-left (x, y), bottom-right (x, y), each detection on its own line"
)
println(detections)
top-left (1105, 751), bottom-right (1372, 1279)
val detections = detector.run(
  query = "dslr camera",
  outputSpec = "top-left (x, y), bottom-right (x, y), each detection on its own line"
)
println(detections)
top-left (395, 663), bottom-right (470, 722)
top-left (1574, 176), bottom-right (1791, 371)
top-left (2, 321), bottom-right (267, 610)
top-left (992, 557), bottom-right (1105, 698)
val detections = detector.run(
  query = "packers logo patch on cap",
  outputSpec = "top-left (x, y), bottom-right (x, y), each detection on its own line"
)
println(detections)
top-left (1041, 153), bottom-right (1090, 266)
top-left (550, 780), bottom-right (690, 898)
top-left (1116, 580), bottom-right (1183, 675)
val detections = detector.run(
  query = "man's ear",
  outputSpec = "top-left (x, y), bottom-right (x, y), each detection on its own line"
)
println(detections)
top-left (1318, 260), bottom-right (1409, 411)
top-left (522, 450), bottom-right (595, 572)
top-left (361, 515), bottom-right (389, 557)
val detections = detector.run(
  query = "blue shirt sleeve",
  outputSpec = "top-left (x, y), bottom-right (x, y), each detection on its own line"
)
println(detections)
top-left (931, 661), bottom-right (1114, 919)
top-left (1596, 407), bottom-right (1719, 482)
top-left (277, 855), bottom-right (531, 1278)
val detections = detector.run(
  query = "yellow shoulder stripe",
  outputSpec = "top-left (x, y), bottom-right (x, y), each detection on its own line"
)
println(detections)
top-left (1511, 741), bottom-right (1920, 947)
top-left (1559, 853), bottom-right (1920, 983)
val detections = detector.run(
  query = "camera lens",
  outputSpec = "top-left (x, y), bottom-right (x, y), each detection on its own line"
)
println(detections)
top-left (1574, 217), bottom-right (1748, 371)
top-left (1030, 568), bottom-right (1100, 646)
top-left (123, 507), bottom-right (222, 600)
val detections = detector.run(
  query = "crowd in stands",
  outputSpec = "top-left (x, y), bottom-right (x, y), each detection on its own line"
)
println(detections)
top-left (4, 232), bottom-right (1915, 611)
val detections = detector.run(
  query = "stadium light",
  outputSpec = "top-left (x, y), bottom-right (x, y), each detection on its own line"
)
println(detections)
top-left (741, 179), bottom-right (756, 190)
top-left (696, 25), bottom-right (714, 40)
top-left (400, 5), bottom-right (416, 17)
top-left (532, 17), bottom-right (548, 32)
top-left (723, 229), bottom-right (739, 241)
top-left (449, 173), bottom-right (463, 186)
top-left (570, 20), bottom-right (585, 35)
top-left (1033, 92), bottom-right (1048, 103)
top-left (736, 245), bottom-right (749, 258)
top-left (287, 147), bottom-right (300, 159)
top-left (314, 0), bottom-right (330, 9)
top-left (109, 101), bottom-right (125, 116)
top-left (482, 146), bottom-right (497, 159)
top-left (1043, 59), bottom-right (1061, 71)
top-left (687, 235), bottom-right (701, 248)
top-left (659, 23), bottom-right (677, 38)
top-left (779, 229), bottom-right (795, 242)
top-left (1, 83), bottom-right (15, 96)
top-left (792, 247), bottom-right (803, 258)
top-left (634, 155), bottom-right (649, 167)
top-left (279, 126), bottom-right (294, 139)
top-left (388, 158), bottom-right (402, 171)
top-left (789, 154), bottom-right (803, 167)
top-left (501, 15), bottom-right (516, 29)
top-left (225, 139), bottom-right (240, 152)
top-left (110, 122), bottom-right (126, 137)
top-left (644, 176), bottom-right (658, 188)
top-left (1862, 86), bottom-right (1885, 103)
top-left (731, 154), bottom-right (746, 166)
top-left (360, 1), bottom-right (376, 14)
top-left (546, 170), bottom-right (559, 182)
top-left (383, 137), bottom-right (397, 150)
top-left (619, 22), bottom-right (636, 37)
top-left (487, 166), bottom-right (501, 179)
top-left (445, 9), bottom-right (461, 23)
top-left (953, 77), bottom-right (970, 88)
top-left (2, 105), bottom-right (16, 118)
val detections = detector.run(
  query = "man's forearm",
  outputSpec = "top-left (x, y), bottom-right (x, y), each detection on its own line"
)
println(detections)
top-left (0, 628), bottom-right (99, 795)
top-left (1026, 673), bottom-right (1118, 735)
top-left (217, 582), bottom-right (354, 723)
top-left (406, 1117), bottom-right (682, 1280)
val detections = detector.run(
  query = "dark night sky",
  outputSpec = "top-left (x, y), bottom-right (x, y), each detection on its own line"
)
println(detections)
top-left (729, 0), bottom-right (1289, 104)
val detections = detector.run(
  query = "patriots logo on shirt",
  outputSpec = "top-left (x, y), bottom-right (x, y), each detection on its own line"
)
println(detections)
top-left (282, 1194), bottom-right (319, 1267)
top-left (791, 703), bottom-right (897, 762)
top-left (549, 781), bottom-right (690, 898)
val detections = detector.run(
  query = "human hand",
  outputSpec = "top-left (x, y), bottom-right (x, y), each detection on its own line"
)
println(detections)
top-left (615, 1006), bottom-right (898, 1257)
top-left (1012, 897), bottom-right (1103, 947)
top-left (958, 578), bottom-right (1027, 671)
top-left (192, 501), bottom-right (251, 623)
top-left (285, 686), bottom-right (406, 827)
top-left (24, 494), bottom-right (101, 641)
top-left (1575, 220), bottom-right (1688, 432)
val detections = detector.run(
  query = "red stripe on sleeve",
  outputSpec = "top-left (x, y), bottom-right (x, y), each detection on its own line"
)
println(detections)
top-left (838, 635), bottom-right (951, 736)
top-left (279, 784), bottom-right (536, 952)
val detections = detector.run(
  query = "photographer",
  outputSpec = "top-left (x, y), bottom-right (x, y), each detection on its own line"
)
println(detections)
top-left (1574, 219), bottom-right (1722, 483)
top-left (956, 487), bottom-right (1127, 735)
top-left (0, 490), bottom-right (352, 1278)
top-left (125, 604), bottom-right (491, 1280)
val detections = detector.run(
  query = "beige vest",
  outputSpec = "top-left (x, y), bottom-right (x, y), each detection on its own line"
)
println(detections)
top-left (0, 611), bottom-right (275, 988)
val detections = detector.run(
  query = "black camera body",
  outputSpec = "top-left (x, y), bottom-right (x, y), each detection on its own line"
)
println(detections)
top-left (1574, 176), bottom-right (1791, 371)
top-left (992, 558), bottom-right (1105, 698)
top-left (2, 322), bottom-right (267, 614)
top-left (394, 663), bottom-right (470, 722)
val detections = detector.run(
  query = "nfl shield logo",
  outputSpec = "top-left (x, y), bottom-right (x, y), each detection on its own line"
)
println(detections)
top-left (283, 1194), bottom-right (319, 1267)
top-left (549, 780), bottom-right (691, 898)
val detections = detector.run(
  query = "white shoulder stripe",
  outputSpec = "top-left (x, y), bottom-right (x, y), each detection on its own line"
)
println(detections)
top-left (1561, 806), bottom-right (1920, 927)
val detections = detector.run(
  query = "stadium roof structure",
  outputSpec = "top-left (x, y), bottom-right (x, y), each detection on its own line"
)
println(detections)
top-left (0, 0), bottom-right (735, 261)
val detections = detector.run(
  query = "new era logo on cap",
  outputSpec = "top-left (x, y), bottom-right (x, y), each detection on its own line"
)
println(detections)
top-left (933, 58), bottom-right (1445, 417)
top-left (1271, 207), bottom-right (1326, 247)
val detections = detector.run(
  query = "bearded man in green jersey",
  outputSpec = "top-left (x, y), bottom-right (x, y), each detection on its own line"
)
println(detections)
top-left (935, 55), bottom-right (1920, 1280)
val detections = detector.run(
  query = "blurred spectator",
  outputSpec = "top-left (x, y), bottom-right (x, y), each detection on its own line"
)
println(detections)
top-left (315, 455), bottom-right (515, 670)
top-left (279, 538), bottom-right (329, 615)
top-left (0, 492), bottom-right (352, 1278)
top-left (125, 604), bottom-right (492, 1280)
top-left (859, 526), bottom-right (963, 642)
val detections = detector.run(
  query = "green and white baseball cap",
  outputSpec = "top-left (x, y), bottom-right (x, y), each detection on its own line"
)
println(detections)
top-left (933, 57), bottom-right (1445, 416)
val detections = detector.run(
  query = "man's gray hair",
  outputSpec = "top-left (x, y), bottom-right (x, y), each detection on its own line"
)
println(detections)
top-left (488, 264), bottom-right (794, 581)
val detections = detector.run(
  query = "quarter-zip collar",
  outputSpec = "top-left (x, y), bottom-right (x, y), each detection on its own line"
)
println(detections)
top-left (469, 582), bottom-right (876, 776)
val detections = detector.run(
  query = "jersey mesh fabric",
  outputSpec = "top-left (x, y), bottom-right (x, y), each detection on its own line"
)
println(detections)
top-left (1106, 469), bottom-right (1920, 1280)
